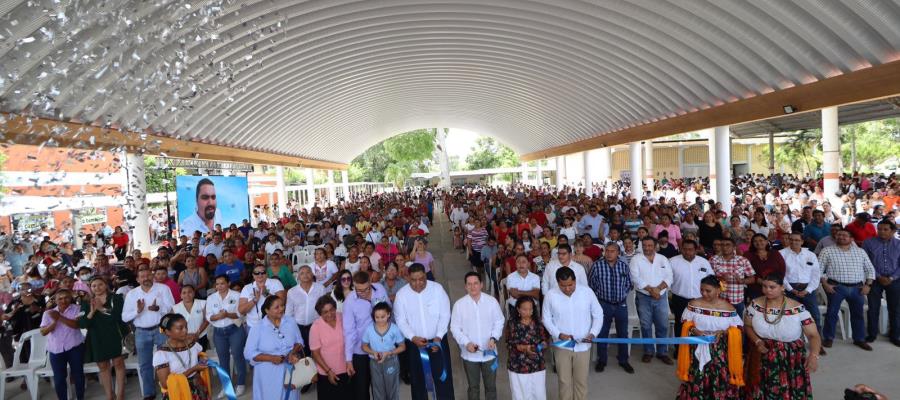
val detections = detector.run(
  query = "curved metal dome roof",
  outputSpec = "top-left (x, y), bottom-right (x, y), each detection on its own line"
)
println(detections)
top-left (1, 0), bottom-right (899, 165)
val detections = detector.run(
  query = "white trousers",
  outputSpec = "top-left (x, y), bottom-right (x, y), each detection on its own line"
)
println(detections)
top-left (508, 370), bottom-right (547, 400)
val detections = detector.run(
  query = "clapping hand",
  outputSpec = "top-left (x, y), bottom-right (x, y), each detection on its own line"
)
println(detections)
top-left (136, 299), bottom-right (145, 313)
top-left (148, 299), bottom-right (160, 312)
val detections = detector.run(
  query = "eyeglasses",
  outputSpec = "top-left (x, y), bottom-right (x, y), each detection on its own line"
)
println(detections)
top-left (253, 271), bottom-right (266, 276)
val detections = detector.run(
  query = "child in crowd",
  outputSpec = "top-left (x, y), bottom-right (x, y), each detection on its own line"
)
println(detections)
top-left (154, 313), bottom-right (211, 400)
top-left (361, 302), bottom-right (406, 400)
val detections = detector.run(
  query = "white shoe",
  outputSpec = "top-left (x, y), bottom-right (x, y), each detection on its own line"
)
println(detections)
top-left (235, 385), bottom-right (246, 397)
top-left (216, 390), bottom-right (225, 399)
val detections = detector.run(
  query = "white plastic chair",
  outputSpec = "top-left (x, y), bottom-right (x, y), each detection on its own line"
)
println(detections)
top-left (0, 329), bottom-right (48, 400)
top-left (498, 277), bottom-right (509, 318)
top-left (123, 352), bottom-right (144, 395)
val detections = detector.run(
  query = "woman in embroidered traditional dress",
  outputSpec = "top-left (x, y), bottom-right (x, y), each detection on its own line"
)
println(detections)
top-left (505, 296), bottom-right (550, 400)
top-left (744, 274), bottom-right (821, 399)
top-left (676, 276), bottom-right (744, 400)
top-left (153, 313), bottom-right (211, 400)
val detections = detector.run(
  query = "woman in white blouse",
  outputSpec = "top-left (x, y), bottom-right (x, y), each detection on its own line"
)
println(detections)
top-left (744, 274), bottom-right (821, 399)
top-left (153, 313), bottom-right (210, 399)
top-left (676, 276), bottom-right (744, 399)
top-left (173, 285), bottom-right (209, 350)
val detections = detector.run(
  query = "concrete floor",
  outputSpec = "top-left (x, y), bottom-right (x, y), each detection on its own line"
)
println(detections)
top-left (3, 214), bottom-right (899, 399)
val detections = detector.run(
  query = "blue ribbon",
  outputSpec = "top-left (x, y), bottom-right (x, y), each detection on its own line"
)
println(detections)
top-left (591, 336), bottom-right (716, 345)
top-left (549, 336), bottom-right (715, 349)
top-left (206, 360), bottom-right (237, 400)
top-left (419, 341), bottom-right (448, 400)
top-left (552, 339), bottom-right (577, 349)
top-left (281, 362), bottom-right (295, 400)
top-left (483, 349), bottom-right (498, 372)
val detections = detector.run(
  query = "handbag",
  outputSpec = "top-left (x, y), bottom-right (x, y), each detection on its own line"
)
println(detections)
top-left (283, 347), bottom-right (317, 388)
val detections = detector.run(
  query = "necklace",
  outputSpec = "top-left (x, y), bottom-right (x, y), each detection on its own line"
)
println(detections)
top-left (166, 340), bottom-right (190, 370)
top-left (763, 296), bottom-right (787, 325)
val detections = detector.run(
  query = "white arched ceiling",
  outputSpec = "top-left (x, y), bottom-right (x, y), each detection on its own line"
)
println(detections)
top-left (1, 0), bottom-right (899, 164)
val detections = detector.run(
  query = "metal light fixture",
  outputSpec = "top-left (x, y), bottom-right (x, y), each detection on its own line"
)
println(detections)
top-left (783, 105), bottom-right (796, 114)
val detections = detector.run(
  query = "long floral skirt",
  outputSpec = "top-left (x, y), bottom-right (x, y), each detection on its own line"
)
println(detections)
top-left (676, 336), bottom-right (741, 400)
top-left (746, 339), bottom-right (812, 400)
top-left (161, 374), bottom-right (210, 400)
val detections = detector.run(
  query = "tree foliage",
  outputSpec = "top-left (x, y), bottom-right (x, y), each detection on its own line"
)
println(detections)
top-left (464, 137), bottom-right (519, 170)
top-left (758, 118), bottom-right (899, 176)
top-left (840, 119), bottom-right (900, 172)
top-left (350, 129), bottom-right (436, 188)
top-left (144, 156), bottom-right (187, 193)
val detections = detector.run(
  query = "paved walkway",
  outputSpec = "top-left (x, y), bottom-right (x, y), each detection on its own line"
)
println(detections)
top-left (4, 213), bottom-right (899, 399)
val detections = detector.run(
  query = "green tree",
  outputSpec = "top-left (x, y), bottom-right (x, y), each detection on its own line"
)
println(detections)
top-left (350, 129), bottom-right (436, 187)
top-left (465, 137), bottom-right (519, 170)
top-left (840, 119), bottom-right (900, 172)
top-left (759, 129), bottom-right (821, 177)
top-left (144, 156), bottom-right (187, 193)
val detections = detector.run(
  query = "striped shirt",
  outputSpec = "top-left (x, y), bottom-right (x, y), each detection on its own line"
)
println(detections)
top-left (819, 245), bottom-right (876, 284)
top-left (589, 258), bottom-right (633, 304)
top-left (467, 228), bottom-right (489, 252)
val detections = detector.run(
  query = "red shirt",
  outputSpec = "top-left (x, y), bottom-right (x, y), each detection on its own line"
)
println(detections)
top-left (112, 233), bottom-right (129, 248)
top-left (583, 245), bottom-right (602, 261)
top-left (233, 245), bottom-right (247, 261)
top-left (530, 211), bottom-right (548, 227)
top-left (846, 222), bottom-right (876, 245)
top-left (495, 227), bottom-right (510, 245)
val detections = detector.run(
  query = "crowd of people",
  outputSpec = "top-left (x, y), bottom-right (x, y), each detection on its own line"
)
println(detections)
top-left (0, 171), bottom-right (897, 400)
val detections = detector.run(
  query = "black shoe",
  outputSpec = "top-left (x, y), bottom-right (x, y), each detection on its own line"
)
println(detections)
top-left (619, 362), bottom-right (635, 374)
top-left (300, 384), bottom-right (312, 394)
top-left (890, 339), bottom-right (900, 348)
top-left (865, 335), bottom-right (877, 343)
top-left (400, 373), bottom-right (411, 385)
top-left (594, 363), bottom-right (605, 372)
top-left (854, 341), bottom-right (873, 351)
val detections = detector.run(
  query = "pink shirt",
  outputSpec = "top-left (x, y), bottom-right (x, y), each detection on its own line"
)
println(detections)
top-left (40, 304), bottom-right (84, 354)
top-left (652, 224), bottom-right (683, 248)
top-left (309, 313), bottom-right (347, 375)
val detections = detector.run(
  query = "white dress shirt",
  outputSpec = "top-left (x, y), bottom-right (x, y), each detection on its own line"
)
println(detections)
top-left (205, 289), bottom-right (242, 328)
top-left (174, 299), bottom-right (207, 338)
top-left (629, 253), bottom-right (674, 296)
top-left (240, 279), bottom-right (285, 328)
top-left (450, 293), bottom-right (505, 362)
top-left (541, 261), bottom-right (588, 294)
top-left (669, 255), bottom-right (713, 299)
top-left (542, 286), bottom-right (603, 352)
top-left (779, 247), bottom-right (821, 293)
top-left (506, 271), bottom-right (541, 307)
top-left (285, 282), bottom-right (328, 326)
top-left (393, 281), bottom-right (451, 340)
top-left (122, 283), bottom-right (175, 328)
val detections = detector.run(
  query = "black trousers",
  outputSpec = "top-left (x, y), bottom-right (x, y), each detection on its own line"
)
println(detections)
top-left (405, 336), bottom-right (454, 400)
top-left (316, 373), bottom-right (351, 400)
top-left (867, 278), bottom-right (900, 340)
top-left (350, 353), bottom-right (371, 400)
top-left (670, 294), bottom-right (690, 337)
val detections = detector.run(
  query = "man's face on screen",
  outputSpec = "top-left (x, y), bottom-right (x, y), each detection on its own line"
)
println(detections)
top-left (198, 184), bottom-right (217, 221)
